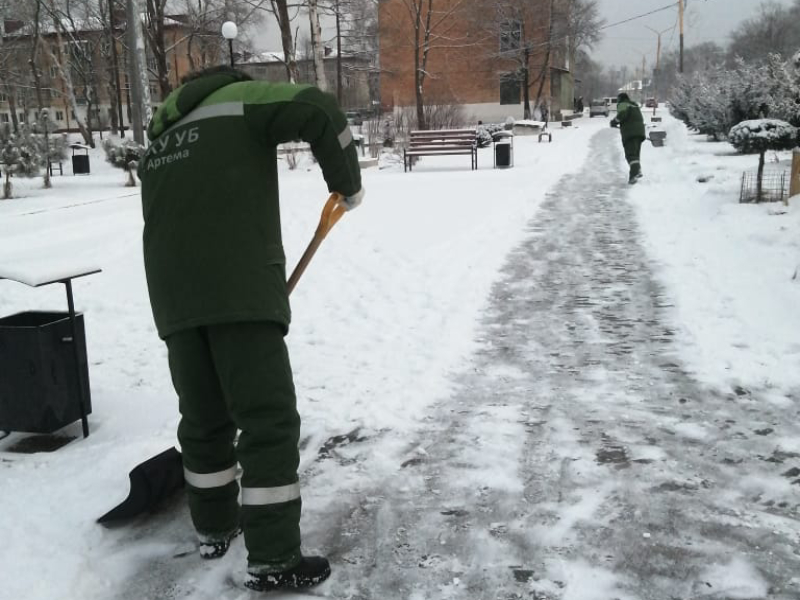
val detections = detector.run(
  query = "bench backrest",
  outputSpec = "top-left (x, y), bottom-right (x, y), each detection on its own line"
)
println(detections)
top-left (409, 129), bottom-right (477, 146)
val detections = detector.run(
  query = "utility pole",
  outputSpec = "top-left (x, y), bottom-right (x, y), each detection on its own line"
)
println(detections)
top-left (678, 0), bottom-right (685, 74)
top-left (641, 54), bottom-right (646, 104)
top-left (125, 0), bottom-right (145, 144)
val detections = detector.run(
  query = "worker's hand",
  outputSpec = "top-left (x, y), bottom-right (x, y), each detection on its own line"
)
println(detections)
top-left (342, 188), bottom-right (365, 211)
top-left (610, 119), bottom-right (619, 128)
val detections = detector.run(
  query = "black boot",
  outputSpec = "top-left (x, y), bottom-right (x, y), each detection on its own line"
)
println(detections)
top-left (198, 527), bottom-right (241, 559)
top-left (628, 162), bottom-right (642, 184)
top-left (244, 556), bottom-right (331, 592)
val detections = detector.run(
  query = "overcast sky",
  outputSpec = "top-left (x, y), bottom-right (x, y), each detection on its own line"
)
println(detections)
top-left (593, 0), bottom-right (795, 69)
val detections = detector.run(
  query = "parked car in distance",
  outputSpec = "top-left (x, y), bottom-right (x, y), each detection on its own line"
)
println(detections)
top-left (603, 97), bottom-right (618, 111)
top-left (645, 98), bottom-right (658, 108)
top-left (589, 99), bottom-right (610, 118)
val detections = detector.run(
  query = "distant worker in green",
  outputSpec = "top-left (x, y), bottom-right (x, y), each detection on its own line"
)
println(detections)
top-left (138, 66), bottom-right (363, 593)
top-left (610, 92), bottom-right (646, 184)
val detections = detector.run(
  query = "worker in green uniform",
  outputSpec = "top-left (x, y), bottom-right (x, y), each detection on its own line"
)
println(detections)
top-left (138, 66), bottom-right (363, 593)
top-left (610, 92), bottom-right (646, 184)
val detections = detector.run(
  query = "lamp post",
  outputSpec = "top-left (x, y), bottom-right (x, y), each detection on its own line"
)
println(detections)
top-left (221, 21), bottom-right (238, 68)
top-left (645, 25), bottom-right (673, 115)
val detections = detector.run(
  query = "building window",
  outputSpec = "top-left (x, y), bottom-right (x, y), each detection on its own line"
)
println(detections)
top-left (0, 113), bottom-right (8, 123)
top-left (500, 73), bottom-right (520, 105)
top-left (18, 112), bottom-right (26, 123)
top-left (55, 110), bottom-right (64, 121)
top-left (500, 19), bottom-right (522, 53)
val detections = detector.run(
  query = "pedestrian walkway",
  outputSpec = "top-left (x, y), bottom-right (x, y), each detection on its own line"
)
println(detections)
top-left (320, 129), bottom-right (800, 600)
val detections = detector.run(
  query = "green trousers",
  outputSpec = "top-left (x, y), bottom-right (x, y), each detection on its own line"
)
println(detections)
top-left (623, 138), bottom-right (644, 177)
top-left (165, 321), bottom-right (301, 571)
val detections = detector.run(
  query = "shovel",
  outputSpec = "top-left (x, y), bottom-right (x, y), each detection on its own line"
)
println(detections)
top-left (287, 192), bottom-right (347, 295)
top-left (98, 192), bottom-right (349, 525)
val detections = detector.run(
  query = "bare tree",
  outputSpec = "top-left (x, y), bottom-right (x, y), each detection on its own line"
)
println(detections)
top-left (307, 0), bottom-right (327, 89)
top-left (29, 0), bottom-right (51, 187)
top-left (728, 1), bottom-right (800, 65)
top-left (563, 0), bottom-right (602, 68)
top-left (144, 0), bottom-right (171, 98)
top-left (382, 0), bottom-right (471, 129)
top-left (40, 0), bottom-right (95, 146)
top-left (273, 0), bottom-right (299, 82)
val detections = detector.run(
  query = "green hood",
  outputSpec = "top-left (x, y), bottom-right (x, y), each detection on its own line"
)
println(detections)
top-left (147, 71), bottom-right (251, 141)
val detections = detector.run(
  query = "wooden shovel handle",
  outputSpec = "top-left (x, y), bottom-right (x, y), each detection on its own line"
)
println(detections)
top-left (287, 192), bottom-right (347, 295)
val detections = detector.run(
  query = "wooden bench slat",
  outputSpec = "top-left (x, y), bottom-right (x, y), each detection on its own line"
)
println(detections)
top-left (408, 143), bottom-right (475, 150)
top-left (404, 128), bottom-right (478, 172)
top-left (405, 149), bottom-right (474, 156)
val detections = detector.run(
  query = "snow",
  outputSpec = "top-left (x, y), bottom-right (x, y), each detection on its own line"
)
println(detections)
top-left (629, 116), bottom-right (800, 391)
top-left (1, 111), bottom-right (799, 599)
top-left (729, 119), bottom-right (798, 147)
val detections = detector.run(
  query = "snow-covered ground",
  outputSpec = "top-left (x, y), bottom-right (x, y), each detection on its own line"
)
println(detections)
top-left (630, 117), bottom-right (800, 393)
top-left (0, 110), bottom-right (798, 600)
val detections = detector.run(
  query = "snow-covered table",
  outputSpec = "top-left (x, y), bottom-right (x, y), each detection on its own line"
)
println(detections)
top-left (0, 265), bottom-right (101, 439)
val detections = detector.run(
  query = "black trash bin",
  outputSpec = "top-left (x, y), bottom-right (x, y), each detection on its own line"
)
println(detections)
top-left (71, 144), bottom-right (91, 175)
top-left (0, 311), bottom-right (92, 434)
top-left (493, 131), bottom-right (514, 169)
top-left (495, 142), bottom-right (512, 168)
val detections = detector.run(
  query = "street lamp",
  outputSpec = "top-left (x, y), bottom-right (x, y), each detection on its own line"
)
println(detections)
top-left (221, 21), bottom-right (238, 68)
top-left (645, 25), bottom-right (673, 115)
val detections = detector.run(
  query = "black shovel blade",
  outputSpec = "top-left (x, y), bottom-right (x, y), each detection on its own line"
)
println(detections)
top-left (98, 447), bottom-right (185, 524)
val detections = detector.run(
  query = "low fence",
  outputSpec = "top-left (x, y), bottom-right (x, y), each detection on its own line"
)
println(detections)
top-left (739, 169), bottom-right (789, 204)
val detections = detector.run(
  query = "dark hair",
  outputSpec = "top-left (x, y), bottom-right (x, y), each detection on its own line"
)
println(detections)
top-left (180, 65), bottom-right (253, 85)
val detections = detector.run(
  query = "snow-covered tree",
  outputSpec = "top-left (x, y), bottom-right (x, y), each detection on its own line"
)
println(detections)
top-left (0, 124), bottom-right (45, 199)
top-left (729, 119), bottom-right (798, 203)
top-left (103, 138), bottom-right (146, 187)
top-left (670, 56), bottom-right (793, 141)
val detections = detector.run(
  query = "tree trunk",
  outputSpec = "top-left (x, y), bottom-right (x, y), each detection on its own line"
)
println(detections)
top-left (4, 169), bottom-right (12, 199)
top-left (533, 0), bottom-right (555, 115)
top-left (47, 36), bottom-right (94, 146)
top-left (274, 0), bottom-right (299, 83)
top-left (8, 93), bottom-right (19, 134)
top-left (757, 150), bottom-right (765, 203)
top-left (186, 33), bottom-right (196, 73)
top-left (308, 0), bottom-right (327, 90)
top-left (107, 0), bottom-right (126, 137)
top-left (523, 48), bottom-right (531, 120)
top-left (335, 0), bottom-right (343, 103)
top-left (145, 0), bottom-right (171, 99)
top-left (30, 0), bottom-right (51, 188)
top-left (413, 0), bottom-right (432, 130)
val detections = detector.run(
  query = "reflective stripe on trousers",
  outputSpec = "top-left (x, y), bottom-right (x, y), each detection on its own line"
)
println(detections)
top-left (242, 482), bottom-right (301, 506)
top-left (184, 465), bottom-right (237, 489)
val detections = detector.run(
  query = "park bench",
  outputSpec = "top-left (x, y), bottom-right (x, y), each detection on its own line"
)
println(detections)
top-left (404, 129), bottom-right (478, 172)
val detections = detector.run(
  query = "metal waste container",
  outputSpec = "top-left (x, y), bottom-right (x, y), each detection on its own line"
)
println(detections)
top-left (493, 131), bottom-right (514, 168)
top-left (0, 311), bottom-right (92, 434)
top-left (71, 144), bottom-right (91, 175)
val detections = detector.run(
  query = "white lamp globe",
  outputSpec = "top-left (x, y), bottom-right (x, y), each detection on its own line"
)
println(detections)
top-left (221, 21), bottom-right (238, 40)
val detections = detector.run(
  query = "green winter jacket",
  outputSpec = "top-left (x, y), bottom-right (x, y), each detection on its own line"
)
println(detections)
top-left (614, 99), bottom-right (646, 142)
top-left (138, 72), bottom-right (361, 338)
